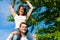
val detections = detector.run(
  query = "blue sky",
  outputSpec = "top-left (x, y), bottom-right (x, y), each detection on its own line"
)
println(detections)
top-left (0, 0), bottom-right (47, 40)
top-left (0, 0), bottom-right (15, 40)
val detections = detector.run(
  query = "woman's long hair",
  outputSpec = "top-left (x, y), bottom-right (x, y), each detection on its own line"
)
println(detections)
top-left (17, 5), bottom-right (27, 16)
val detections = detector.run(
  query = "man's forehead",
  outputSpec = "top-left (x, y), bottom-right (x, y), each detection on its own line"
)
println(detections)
top-left (21, 24), bottom-right (27, 26)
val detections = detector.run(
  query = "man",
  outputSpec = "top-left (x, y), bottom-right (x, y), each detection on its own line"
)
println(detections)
top-left (12, 22), bottom-right (36, 40)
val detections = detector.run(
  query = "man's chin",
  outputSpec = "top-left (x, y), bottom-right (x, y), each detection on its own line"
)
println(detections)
top-left (21, 31), bottom-right (26, 34)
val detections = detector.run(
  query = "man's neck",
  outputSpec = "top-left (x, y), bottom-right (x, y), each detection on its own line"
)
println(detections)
top-left (21, 33), bottom-right (26, 37)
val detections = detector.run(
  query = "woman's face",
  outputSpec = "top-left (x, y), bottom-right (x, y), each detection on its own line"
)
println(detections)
top-left (19, 7), bottom-right (25, 15)
top-left (20, 24), bottom-right (28, 34)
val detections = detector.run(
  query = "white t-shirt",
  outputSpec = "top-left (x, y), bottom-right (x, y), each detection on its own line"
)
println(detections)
top-left (20, 36), bottom-right (28, 40)
top-left (14, 14), bottom-right (27, 29)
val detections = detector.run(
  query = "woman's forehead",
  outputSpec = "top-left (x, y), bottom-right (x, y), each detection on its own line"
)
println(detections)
top-left (20, 6), bottom-right (25, 9)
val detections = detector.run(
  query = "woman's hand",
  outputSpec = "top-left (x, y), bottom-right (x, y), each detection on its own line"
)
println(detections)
top-left (11, 0), bottom-right (16, 8)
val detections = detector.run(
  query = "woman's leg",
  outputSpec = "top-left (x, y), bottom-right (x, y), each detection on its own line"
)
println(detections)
top-left (7, 33), bottom-right (13, 40)
top-left (7, 31), bottom-right (20, 40)
top-left (12, 34), bottom-right (20, 40)
top-left (7, 28), bottom-right (20, 40)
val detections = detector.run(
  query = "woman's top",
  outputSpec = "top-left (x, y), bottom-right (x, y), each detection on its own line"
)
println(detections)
top-left (14, 14), bottom-right (27, 29)
top-left (20, 36), bottom-right (28, 40)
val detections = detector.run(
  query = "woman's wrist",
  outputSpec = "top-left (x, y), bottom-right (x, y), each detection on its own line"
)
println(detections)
top-left (11, 0), bottom-right (15, 8)
top-left (26, 1), bottom-right (28, 3)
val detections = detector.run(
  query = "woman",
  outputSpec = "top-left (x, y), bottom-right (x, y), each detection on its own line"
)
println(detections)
top-left (7, 0), bottom-right (34, 40)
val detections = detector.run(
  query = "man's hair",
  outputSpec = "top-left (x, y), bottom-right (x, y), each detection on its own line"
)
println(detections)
top-left (19, 22), bottom-right (28, 27)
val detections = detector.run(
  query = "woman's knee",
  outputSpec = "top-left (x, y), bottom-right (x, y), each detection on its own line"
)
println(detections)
top-left (12, 34), bottom-right (20, 40)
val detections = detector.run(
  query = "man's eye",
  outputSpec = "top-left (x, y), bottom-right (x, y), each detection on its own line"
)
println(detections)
top-left (25, 27), bottom-right (27, 28)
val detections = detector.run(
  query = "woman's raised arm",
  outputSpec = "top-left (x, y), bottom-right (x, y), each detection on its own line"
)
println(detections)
top-left (10, 0), bottom-right (16, 17)
top-left (26, 0), bottom-right (34, 19)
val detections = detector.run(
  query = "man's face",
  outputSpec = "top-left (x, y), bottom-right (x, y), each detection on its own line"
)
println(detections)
top-left (20, 24), bottom-right (28, 34)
